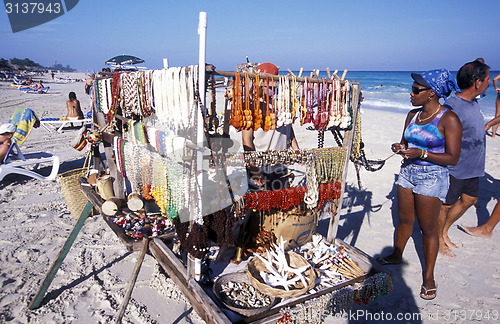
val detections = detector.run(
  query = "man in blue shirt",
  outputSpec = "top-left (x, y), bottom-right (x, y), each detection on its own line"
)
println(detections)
top-left (438, 59), bottom-right (491, 257)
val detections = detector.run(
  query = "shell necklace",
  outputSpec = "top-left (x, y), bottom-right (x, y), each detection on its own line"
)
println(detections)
top-left (417, 105), bottom-right (442, 123)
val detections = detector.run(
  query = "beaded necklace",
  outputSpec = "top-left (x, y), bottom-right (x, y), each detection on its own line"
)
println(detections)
top-left (242, 73), bottom-right (253, 130)
top-left (303, 160), bottom-right (319, 208)
top-left (123, 142), bottom-right (142, 193)
top-left (229, 72), bottom-right (243, 129)
top-left (327, 79), bottom-right (339, 128)
top-left (290, 75), bottom-right (299, 122)
top-left (114, 137), bottom-right (127, 178)
top-left (313, 147), bottom-right (347, 183)
top-left (339, 81), bottom-right (352, 129)
top-left (304, 78), bottom-right (314, 124)
top-left (120, 71), bottom-right (141, 117)
top-left (96, 78), bottom-right (111, 114)
top-left (150, 153), bottom-right (169, 215)
top-left (252, 74), bottom-right (263, 131)
top-left (93, 79), bottom-right (100, 112)
top-left (139, 148), bottom-right (153, 199)
top-left (108, 72), bottom-right (121, 123)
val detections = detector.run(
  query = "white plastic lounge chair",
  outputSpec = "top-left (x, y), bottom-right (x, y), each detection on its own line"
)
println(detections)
top-left (40, 118), bottom-right (92, 133)
top-left (0, 142), bottom-right (60, 181)
top-left (1, 108), bottom-right (60, 181)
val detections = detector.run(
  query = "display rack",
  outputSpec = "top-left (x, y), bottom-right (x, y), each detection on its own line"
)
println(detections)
top-left (30, 12), bottom-right (391, 323)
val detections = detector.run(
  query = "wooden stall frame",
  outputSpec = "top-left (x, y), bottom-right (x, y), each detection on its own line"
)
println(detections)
top-left (87, 72), bottom-right (367, 323)
top-left (67, 12), bottom-right (388, 323)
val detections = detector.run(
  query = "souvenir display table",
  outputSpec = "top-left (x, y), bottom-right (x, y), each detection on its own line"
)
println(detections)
top-left (32, 13), bottom-right (391, 323)
top-left (73, 61), bottom-right (391, 322)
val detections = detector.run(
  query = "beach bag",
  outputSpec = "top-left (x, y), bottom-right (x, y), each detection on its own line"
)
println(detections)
top-left (58, 152), bottom-right (92, 218)
top-left (261, 208), bottom-right (318, 250)
top-left (71, 126), bottom-right (89, 151)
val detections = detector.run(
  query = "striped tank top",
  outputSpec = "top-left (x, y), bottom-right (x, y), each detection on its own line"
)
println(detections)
top-left (404, 106), bottom-right (449, 166)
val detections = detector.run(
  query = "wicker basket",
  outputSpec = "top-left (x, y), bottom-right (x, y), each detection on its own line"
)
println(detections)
top-left (246, 251), bottom-right (316, 299)
top-left (58, 168), bottom-right (89, 218)
top-left (213, 272), bottom-right (277, 317)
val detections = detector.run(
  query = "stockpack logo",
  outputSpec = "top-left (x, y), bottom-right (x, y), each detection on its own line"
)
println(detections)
top-left (4, 0), bottom-right (79, 33)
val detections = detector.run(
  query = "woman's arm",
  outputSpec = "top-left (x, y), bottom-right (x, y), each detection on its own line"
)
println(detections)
top-left (493, 73), bottom-right (500, 92)
top-left (289, 127), bottom-right (299, 150)
top-left (392, 110), bottom-right (417, 152)
top-left (241, 129), bottom-right (255, 151)
top-left (429, 111), bottom-right (462, 165)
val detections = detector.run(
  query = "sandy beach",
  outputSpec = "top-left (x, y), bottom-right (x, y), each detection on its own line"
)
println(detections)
top-left (0, 72), bottom-right (499, 323)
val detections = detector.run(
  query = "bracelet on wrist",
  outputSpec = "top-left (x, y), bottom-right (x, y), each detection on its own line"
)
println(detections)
top-left (422, 150), bottom-right (428, 159)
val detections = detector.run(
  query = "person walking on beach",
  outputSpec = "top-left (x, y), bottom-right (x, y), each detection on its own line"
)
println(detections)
top-left (377, 69), bottom-right (462, 300)
top-left (66, 92), bottom-right (84, 120)
top-left (460, 76), bottom-right (500, 238)
top-left (485, 73), bottom-right (500, 137)
top-left (438, 59), bottom-right (491, 257)
top-left (460, 202), bottom-right (500, 238)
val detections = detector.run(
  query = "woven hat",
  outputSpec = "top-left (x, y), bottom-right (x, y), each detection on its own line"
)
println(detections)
top-left (0, 123), bottom-right (16, 134)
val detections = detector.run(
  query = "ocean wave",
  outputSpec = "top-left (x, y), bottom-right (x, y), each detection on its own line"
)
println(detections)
top-left (362, 98), bottom-right (413, 111)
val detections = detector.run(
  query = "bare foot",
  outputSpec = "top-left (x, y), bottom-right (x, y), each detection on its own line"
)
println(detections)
top-left (459, 225), bottom-right (492, 238)
top-left (443, 234), bottom-right (459, 249)
top-left (438, 245), bottom-right (456, 257)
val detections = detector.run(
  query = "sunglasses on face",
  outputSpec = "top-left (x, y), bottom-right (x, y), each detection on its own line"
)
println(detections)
top-left (412, 86), bottom-right (431, 94)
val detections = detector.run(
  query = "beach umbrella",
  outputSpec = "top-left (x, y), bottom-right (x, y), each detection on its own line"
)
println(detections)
top-left (105, 55), bottom-right (144, 66)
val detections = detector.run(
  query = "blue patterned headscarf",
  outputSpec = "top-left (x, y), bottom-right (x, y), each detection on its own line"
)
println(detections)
top-left (411, 69), bottom-right (460, 98)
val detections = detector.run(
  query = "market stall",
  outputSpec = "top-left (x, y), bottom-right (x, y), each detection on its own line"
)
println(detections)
top-left (32, 12), bottom-right (392, 324)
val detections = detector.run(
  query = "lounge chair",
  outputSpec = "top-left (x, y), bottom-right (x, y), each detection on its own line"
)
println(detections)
top-left (40, 117), bottom-right (92, 133)
top-left (19, 86), bottom-right (50, 94)
top-left (0, 108), bottom-right (60, 182)
top-left (0, 142), bottom-right (60, 181)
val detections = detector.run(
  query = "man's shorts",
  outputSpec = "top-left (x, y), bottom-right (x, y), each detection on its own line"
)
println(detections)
top-left (395, 163), bottom-right (449, 203)
top-left (444, 175), bottom-right (479, 205)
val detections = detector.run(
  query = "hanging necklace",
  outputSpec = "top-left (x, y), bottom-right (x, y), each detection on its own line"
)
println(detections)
top-left (417, 105), bottom-right (442, 123)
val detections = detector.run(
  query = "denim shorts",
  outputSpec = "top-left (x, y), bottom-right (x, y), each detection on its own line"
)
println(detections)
top-left (395, 162), bottom-right (449, 202)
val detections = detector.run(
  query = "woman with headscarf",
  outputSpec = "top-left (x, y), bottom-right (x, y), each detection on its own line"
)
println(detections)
top-left (376, 69), bottom-right (462, 300)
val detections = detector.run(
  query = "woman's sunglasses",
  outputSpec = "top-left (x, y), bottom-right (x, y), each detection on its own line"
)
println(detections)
top-left (412, 86), bottom-right (431, 94)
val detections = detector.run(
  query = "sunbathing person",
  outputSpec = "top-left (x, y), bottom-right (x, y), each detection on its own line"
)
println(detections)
top-left (21, 77), bottom-right (33, 86)
top-left (29, 80), bottom-right (44, 90)
top-left (0, 123), bottom-right (16, 163)
top-left (66, 92), bottom-right (84, 120)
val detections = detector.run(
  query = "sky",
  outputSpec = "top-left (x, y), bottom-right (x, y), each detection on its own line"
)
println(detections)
top-left (1, 0), bottom-right (499, 73)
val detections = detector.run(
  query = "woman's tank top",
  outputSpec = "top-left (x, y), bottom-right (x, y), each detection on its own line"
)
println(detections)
top-left (404, 106), bottom-right (449, 166)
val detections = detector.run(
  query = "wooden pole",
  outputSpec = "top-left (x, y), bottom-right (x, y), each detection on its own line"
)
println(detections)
top-left (190, 11), bottom-right (208, 282)
top-left (326, 83), bottom-right (361, 242)
top-left (28, 201), bottom-right (94, 310)
top-left (341, 69), bottom-right (348, 80)
top-left (115, 238), bottom-right (149, 323)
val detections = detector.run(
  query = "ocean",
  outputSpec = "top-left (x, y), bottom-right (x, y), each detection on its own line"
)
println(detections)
top-left (290, 70), bottom-right (500, 120)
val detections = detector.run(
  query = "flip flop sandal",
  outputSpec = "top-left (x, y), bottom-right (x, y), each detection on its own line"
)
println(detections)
top-left (420, 285), bottom-right (437, 300)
